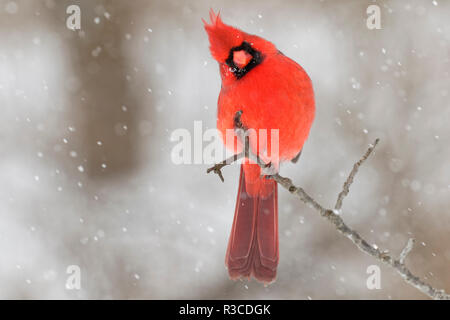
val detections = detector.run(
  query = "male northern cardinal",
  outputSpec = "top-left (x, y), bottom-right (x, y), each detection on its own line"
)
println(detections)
top-left (204, 10), bottom-right (315, 283)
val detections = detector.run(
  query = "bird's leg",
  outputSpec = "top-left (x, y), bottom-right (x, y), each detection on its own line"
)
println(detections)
top-left (208, 110), bottom-right (277, 181)
top-left (233, 110), bottom-right (279, 177)
top-left (233, 110), bottom-right (244, 129)
top-left (207, 111), bottom-right (247, 183)
top-left (260, 161), bottom-right (278, 177)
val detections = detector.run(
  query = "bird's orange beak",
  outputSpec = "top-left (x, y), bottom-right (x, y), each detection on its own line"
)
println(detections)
top-left (233, 50), bottom-right (252, 69)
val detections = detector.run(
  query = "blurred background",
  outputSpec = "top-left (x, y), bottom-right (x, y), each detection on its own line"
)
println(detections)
top-left (0, 0), bottom-right (449, 299)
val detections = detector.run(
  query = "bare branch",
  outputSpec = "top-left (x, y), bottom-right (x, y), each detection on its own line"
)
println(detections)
top-left (335, 138), bottom-right (380, 210)
top-left (273, 165), bottom-right (450, 299)
top-left (206, 152), bottom-right (244, 182)
top-left (207, 111), bottom-right (450, 300)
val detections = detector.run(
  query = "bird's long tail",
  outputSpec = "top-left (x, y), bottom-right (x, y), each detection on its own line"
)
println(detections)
top-left (225, 163), bottom-right (279, 284)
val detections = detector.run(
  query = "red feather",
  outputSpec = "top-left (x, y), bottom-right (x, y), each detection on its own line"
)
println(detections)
top-left (226, 165), bottom-right (278, 284)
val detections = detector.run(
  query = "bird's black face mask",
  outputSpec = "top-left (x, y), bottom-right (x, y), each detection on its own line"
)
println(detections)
top-left (225, 41), bottom-right (263, 79)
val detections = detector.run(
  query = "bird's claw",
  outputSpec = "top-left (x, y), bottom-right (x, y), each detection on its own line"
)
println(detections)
top-left (260, 161), bottom-right (278, 177)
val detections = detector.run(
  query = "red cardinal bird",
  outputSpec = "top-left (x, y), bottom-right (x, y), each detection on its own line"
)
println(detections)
top-left (204, 10), bottom-right (315, 283)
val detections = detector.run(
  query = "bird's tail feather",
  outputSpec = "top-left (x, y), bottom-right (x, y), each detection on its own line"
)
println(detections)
top-left (225, 164), bottom-right (279, 284)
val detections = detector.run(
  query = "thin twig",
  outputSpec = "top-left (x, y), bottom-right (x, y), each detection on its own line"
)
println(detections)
top-left (399, 238), bottom-right (415, 265)
top-left (335, 138), bottom-right (380, 210)
top-left (267, 171), bottom-right (450, 300)
top-left (206, 152), bottom-right (244, 182)
top-left (207, 111), bottom-right (450, 300)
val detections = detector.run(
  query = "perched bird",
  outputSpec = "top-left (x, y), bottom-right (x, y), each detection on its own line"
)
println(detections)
top-left (204, 10), bottom-right (315, 284)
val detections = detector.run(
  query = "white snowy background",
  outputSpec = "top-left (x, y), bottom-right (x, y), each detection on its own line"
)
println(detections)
top-left (0, 0), bottom-right (449, 299)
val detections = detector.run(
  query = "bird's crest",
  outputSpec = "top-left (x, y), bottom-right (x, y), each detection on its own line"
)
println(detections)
top-left (203, 9), bottom-right (244, 63)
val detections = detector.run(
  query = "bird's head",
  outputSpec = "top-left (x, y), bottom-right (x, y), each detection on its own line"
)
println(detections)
top-left (203, 10), bottom-right (277, 82)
